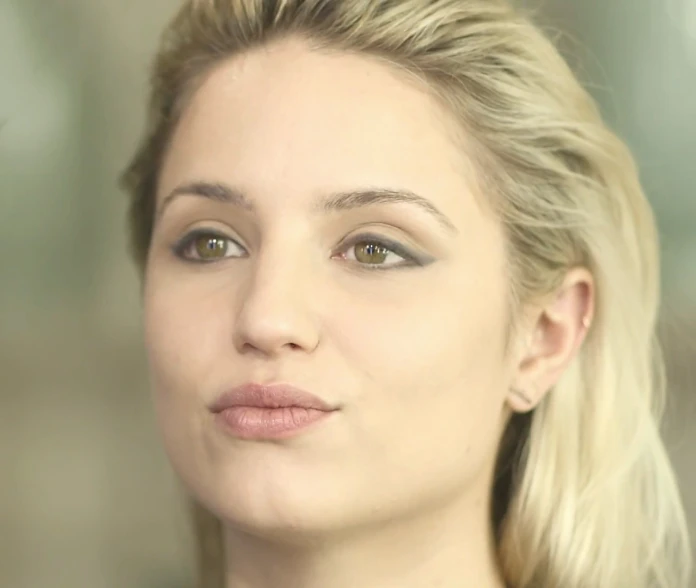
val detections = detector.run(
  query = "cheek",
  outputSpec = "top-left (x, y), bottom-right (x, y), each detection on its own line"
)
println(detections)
top-left (337, 263), bottom-right (510, 398)
top-left (141, 275), bottom-right (235, 479)
top-left (331, 262), bottom-right (510, 479)
top-left (142, 275), bottom-right (231, 407)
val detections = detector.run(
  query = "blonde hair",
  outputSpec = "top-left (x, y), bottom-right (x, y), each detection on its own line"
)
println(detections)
top-left (120, 1), bottom-right (693, 586)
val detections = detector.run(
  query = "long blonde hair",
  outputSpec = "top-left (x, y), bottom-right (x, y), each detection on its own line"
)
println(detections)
top-left (120, 1), bottom-right (693, 586)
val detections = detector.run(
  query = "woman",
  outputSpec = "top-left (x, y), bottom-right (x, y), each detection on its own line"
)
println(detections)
top-left (120, 1), bottom-right (692, 587)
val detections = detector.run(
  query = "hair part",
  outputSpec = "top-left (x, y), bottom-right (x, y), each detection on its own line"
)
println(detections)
top-left (120, 1), bottom-right (693, 586)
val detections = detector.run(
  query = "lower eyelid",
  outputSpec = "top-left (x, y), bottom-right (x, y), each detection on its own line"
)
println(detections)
top-left (338, 240), bottom-right (427, 270)
top-left (343, 235), bottom-right (411, 255)
top-left (171, 230), bottom-right (428, 267)
top-left (172, 231), bottom-right (244, 259)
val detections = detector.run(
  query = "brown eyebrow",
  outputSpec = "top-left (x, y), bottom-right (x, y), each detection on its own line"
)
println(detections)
top-left (157, 180), bottom-right (459, 234)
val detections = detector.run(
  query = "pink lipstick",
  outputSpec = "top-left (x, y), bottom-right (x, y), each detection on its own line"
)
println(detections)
top-left (208, 382), bottom-right (338, 440)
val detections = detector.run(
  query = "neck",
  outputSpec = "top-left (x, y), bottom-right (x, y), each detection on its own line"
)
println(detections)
top-left (223, 487), bottom-right (506, 588)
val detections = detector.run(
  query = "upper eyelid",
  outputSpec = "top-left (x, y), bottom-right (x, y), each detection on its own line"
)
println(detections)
top-left (339, 233), bottom-right (416, 260)
top-left (172, 227), bottom-right (423, 264)
top-left (172, 228), bottom-right (244, 256)
top-left (174, 227), bottom-right (411, 250)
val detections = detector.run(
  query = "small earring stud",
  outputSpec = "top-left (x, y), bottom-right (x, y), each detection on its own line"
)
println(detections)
top-left (582, 315), bottom-right (591, 329)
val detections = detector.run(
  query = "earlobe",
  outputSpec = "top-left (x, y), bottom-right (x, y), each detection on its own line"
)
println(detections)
top-left (507, 267), bottom-right (594, 413)
top-left (508, 387), bottom-right (536, 413)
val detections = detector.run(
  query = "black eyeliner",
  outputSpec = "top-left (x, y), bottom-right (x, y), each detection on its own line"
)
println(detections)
top-left (341, 232), bottom-right (434, 270)
top-left (170, 228), bottom-right (244, 261)
top-left (169, 228), bottom-right (434, 269)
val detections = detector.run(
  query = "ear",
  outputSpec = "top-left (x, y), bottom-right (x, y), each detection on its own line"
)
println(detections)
top-left (508, 267), bottom-right (595, 413)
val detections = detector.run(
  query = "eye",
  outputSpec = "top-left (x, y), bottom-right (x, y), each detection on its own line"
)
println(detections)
top-left (170, 229), bottom-right (430, 269)
top-left (336, 234), bottom-right (421, 270)
top-left (172, 229), bottom-right (245, 262)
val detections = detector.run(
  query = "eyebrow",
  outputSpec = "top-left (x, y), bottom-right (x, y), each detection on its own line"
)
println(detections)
top-left (157, 180), bottom-right (459, 234)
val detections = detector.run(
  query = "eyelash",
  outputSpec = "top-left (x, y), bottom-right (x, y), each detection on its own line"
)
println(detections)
top-left (170, 229), bottom-right (425, 271)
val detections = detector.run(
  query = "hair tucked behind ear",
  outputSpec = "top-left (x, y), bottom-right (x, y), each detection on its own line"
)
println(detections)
top-left (121, 1), bottom-right (692, 586)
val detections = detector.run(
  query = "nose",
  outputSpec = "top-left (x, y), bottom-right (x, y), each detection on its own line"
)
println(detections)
top-left (232, 251), bottom-right (321, 357)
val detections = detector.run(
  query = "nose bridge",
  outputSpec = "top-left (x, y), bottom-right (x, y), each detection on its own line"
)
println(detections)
top-left (248, 241), bottom-right (309, 306)
top-left (233, 230), bottom-right (320, 355)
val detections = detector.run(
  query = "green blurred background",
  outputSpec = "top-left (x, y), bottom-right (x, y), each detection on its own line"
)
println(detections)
top-left (1, 1), bottom-right (694, 586)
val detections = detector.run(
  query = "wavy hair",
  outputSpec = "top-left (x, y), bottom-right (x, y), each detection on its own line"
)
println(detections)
top-left (120, 1), bottom-right (693, 586)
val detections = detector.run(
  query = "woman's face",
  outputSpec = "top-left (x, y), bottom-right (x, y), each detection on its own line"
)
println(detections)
top-left (144, 38), bottom-right (515, 538)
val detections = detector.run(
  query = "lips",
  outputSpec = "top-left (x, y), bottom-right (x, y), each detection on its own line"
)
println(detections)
top-left (208, 382), bottom-right (338, 413)
top-left (208, 382), bottom-right (339, 440)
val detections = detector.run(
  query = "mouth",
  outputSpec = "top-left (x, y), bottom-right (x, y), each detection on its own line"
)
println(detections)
top-left (208, 382), bottom-right (339, 412)
top-left (208, 382), bottom-right (339, 440)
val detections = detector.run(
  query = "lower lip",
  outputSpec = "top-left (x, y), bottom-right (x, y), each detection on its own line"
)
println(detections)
top-left (214, 406), bottom-right (335, 440)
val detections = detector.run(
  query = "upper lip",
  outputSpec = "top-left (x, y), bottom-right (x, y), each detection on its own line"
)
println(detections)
top-left (209, 382), bottom-right (339, 412)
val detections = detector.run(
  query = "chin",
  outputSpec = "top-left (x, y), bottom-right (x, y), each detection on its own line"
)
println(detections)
top-left (178, 459), bottom-right (358, 544)
top-left (205, 489), bottom-right (351, 546)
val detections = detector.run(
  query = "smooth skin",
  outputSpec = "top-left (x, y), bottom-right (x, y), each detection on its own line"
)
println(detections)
top-left (143, 37), bottom-right (593, 588)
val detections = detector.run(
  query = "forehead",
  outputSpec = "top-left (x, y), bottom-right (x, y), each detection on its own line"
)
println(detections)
top-left (159, 37), bottom-right (484, 223)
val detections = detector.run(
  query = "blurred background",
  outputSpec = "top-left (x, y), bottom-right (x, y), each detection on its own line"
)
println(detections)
top-left (1, 0), bottom-right (694, 586)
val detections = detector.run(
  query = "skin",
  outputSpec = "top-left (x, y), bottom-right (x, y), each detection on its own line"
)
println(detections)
top-left (143, 36), bottom-right (593, 588)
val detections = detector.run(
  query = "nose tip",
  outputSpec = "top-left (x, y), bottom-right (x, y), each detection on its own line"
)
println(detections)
top-left (232, 280), bottom-right (320, 357)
